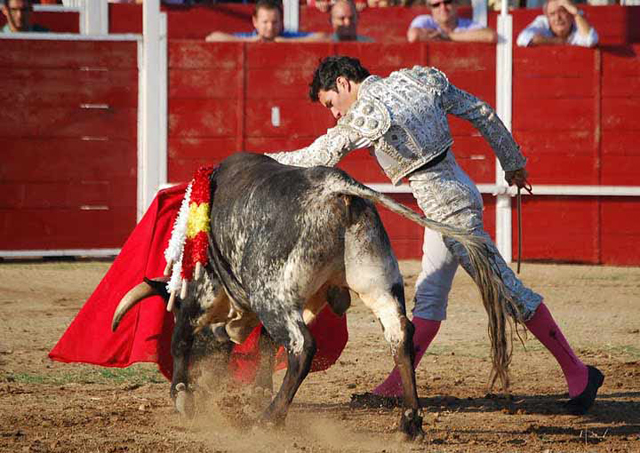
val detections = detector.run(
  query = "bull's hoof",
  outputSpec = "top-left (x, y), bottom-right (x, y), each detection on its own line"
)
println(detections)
top-left (175, 383), bottom-right (195, 419)
top-left (398, 408), bottom-right (425, 441)
top-left (251, 386), bottom-right (273, 407)
top-left (256, 409), bottom-right (286, 430)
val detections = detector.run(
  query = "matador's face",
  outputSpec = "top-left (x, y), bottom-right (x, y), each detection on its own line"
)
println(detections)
top-left (318, 77), bottom-right (359, 120)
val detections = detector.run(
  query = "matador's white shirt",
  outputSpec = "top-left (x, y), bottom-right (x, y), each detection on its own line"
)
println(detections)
top-left (268, 66), bottom-right (526, 185)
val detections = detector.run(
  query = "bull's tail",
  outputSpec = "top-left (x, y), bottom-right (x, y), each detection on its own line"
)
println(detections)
top-left (331, 174), bottom-right (522, 391)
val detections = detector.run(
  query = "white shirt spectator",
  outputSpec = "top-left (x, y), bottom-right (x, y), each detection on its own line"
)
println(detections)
top-left (517, 14), bottom-right (598, 47)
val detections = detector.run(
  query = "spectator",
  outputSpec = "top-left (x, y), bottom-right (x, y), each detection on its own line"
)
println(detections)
top-left (205, 0), bottom-right (324, 42)
top-left (406, 0), bottom-right (497, 43)
top-left (328, 0), bottom-right (373, 42)
top-left (516, 0), bottom-right (598, 47)
top-left (1, 0), bottom-right (49, 33)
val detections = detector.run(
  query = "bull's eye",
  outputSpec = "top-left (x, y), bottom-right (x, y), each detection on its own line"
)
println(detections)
top-left (368, 119), bottom-right (379, 129)
top-left (362, 104), bottom-right (374, 115)
top-left (354, 117), bottom-right (365, 127)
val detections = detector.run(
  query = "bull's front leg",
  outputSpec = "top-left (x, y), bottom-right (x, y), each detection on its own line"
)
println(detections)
top-left (256, 309), bottom-right (316, 426)
top-left (170, 300), bottom-right (201, 418)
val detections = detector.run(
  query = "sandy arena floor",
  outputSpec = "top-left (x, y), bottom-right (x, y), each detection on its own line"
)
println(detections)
top-left (1, 260), bottom-right (639, 452)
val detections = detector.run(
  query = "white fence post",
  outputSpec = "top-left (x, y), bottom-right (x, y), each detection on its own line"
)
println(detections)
top-left (495, 0), bottom-right (514, 262)
top-left (283, 0), bottom-right (300, 32)
top-left (138, 0), bottom-right (168, 220)
top-left (82, 0), bottom-right (109, 35)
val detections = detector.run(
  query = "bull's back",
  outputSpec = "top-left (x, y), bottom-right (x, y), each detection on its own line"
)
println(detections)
top-left (210, 154), bottom-right (350, 275)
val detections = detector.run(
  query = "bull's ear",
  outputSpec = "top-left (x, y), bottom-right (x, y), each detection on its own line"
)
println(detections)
top-left (143, 276), bottom-right (170, 300)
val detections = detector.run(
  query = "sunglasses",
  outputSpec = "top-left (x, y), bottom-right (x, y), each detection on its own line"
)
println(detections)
top-left (429, 0), bottom-right (453, 7)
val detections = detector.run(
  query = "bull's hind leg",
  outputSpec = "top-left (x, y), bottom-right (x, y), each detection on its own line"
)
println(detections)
top-left (255, 307), bottom-right (316, 426)
top-left (345, 257), bottom-right (424, 439)
top-left (357, 287), bottom-right (423, 439)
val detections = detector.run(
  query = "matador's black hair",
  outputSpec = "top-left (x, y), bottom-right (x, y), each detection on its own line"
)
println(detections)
top-left (309, 55), bottom-right (371, 102)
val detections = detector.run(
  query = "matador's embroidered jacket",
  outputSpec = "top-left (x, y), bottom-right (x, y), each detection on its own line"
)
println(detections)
top-left (269, 66), bottom-right (526, 184)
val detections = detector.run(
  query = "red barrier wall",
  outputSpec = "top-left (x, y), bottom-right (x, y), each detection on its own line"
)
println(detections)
top-left (3, 34), bottom-right (638, 265)
top-left (167, 41), bottom-right (639, 265)
top-left (0, 40), bottom-right (138, 252)
top-left (168, 41), bottom-right (496, 180)
top-left (511, 44), bottom-right (640, 265)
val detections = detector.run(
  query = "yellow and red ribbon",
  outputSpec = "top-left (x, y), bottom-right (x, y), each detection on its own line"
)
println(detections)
top-left (181, 166), bottom-right (214, 280)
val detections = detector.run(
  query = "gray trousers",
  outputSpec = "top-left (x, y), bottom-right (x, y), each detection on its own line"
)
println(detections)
top-left (407, 152), bottom-right (542, 322)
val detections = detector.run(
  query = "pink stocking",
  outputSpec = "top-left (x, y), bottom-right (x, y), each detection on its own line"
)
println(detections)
top-left (525, 302), bottom-right (588, 398)
top-left (373, 317), bottom-right (441, 397)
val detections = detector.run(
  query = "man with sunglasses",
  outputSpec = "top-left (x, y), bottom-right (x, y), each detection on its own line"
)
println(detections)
top-left (266, 55), bottom-right (604, 416)
top-left (1, 0), bottom-right (48, 33)
top-left (407, 0), bottom-right (496, 43)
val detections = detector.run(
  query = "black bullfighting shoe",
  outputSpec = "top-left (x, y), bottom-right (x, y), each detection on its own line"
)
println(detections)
top-left (350, 392), bottom-right (401, 409)
top-left (565, 365), bottom-right (605, 415)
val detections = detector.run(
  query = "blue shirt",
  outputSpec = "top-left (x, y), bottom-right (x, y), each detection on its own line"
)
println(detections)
top-left (233, 30), bottom-right (313, 39)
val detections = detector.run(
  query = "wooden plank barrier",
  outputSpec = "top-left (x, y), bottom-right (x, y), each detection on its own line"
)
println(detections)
top-left (2, 34), bottom-right (638, 264)
top-left (599, 44), bottom-right (640, 265)
top-left (0, 40), bottom-right (138, 252)
top-left (512, 44), bottom-right (640, 264)
top-left (167, 41), bottom-right (638, 264)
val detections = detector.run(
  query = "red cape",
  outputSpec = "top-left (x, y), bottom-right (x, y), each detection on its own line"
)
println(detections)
top-left (49, 184), bottom-right (348, 382)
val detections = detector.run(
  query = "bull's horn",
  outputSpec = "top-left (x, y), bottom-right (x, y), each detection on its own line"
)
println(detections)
top-left (111, 282), bottom-right (159, 332)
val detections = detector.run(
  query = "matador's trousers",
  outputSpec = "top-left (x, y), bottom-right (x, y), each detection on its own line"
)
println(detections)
top-left (407, 151), bottom-right (542, 322)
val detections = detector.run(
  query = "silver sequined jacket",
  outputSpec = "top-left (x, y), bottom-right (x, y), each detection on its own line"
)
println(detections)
top-left (269, 66), bottom-right (526, 185)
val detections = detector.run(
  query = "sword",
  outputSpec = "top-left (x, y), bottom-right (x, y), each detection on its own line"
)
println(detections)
top-left (516, 180), bottom-right (533, 275)
top-left (517, 187), bottom-right (522, 274)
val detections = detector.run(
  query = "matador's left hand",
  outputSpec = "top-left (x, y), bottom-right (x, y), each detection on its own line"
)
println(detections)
top-left (505, 168), bottom-right (530, 189)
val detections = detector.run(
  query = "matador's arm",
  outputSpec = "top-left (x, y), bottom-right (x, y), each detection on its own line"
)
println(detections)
top-left (266, 124), bottom-right (371, 168)
top-left (442, 84), bottom-right (526, 172)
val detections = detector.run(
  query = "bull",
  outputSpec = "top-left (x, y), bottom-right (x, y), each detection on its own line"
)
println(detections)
top-left (112, 153), bottom-right (509, 439)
